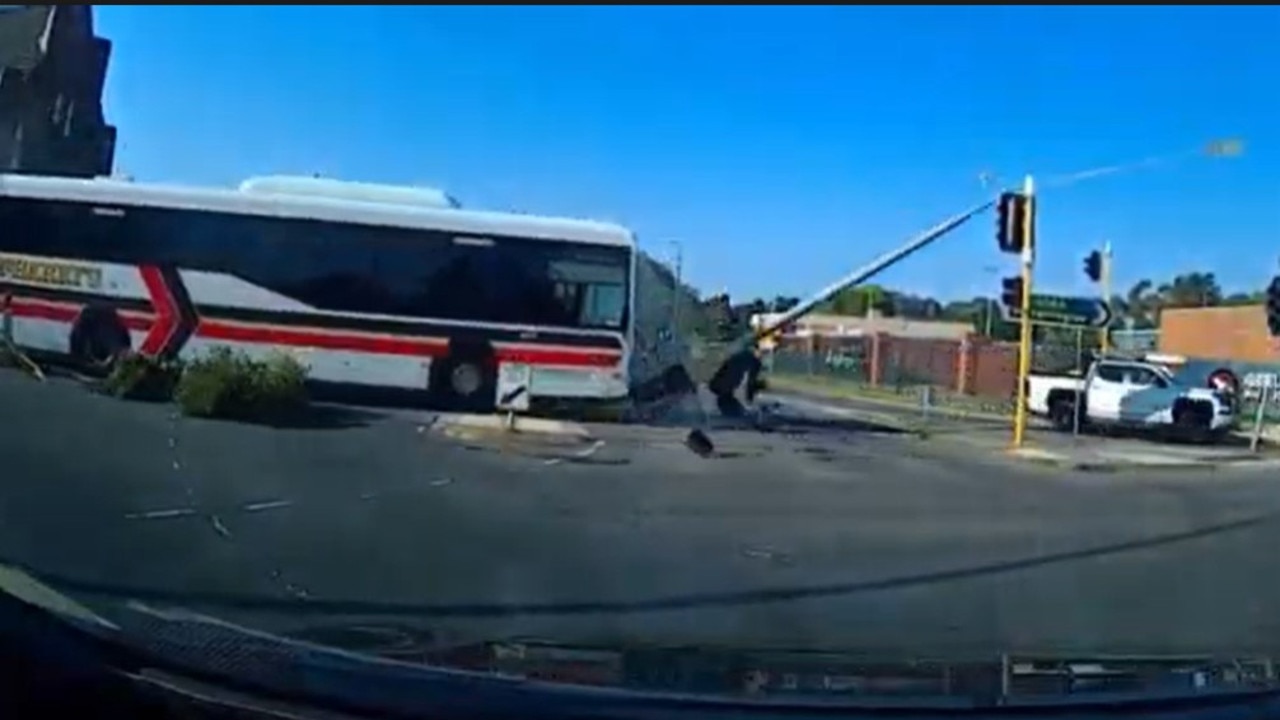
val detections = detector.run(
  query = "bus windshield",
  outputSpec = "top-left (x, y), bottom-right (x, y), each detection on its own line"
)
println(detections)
top-left (548, 257), bottom-right (628, 329)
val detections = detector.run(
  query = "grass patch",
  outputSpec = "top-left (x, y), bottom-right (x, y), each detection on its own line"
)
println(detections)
top-left (102, 352), bottom-right (183, 402)
top-left (767, 373), bottom-right (1013, 419)
top-left (174, 347), bottom-right (309, 423)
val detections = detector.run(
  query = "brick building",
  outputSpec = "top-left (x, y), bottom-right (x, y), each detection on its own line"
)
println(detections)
top-left (1158, 305), bottom-right (1278, 364)
top-left (0, 5), bottom-right (116, 178)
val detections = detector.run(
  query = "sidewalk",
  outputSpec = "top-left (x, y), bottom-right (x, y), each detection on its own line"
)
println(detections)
top-left (767, 375), bottom-right (1012, 425)
top-left (768, 373), bottom-right (1280, 448)
top-left (1002, 441), bottom-right (1280, 473)
top-left (762, 380), bottom-right (1026, 438)
top-left (431, 411), bottom-right (595, 444)
top-left (767, 383), bottom-right (1280, 473)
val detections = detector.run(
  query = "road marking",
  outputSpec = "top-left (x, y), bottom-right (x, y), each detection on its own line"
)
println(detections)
top-left (209, 514), bottom-right (232, 539)
top-left (543, 439), bottom-right (606, 466)
top-left (125, 508), bottom-right (197, 521)
top-left (242, 499), bottom-right (292, 513)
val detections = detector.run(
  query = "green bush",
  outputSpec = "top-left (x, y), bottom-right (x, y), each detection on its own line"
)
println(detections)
top-left (175, 347), bottom-right (309, 421)
top-left (103, 352), bottom-right (182, 402)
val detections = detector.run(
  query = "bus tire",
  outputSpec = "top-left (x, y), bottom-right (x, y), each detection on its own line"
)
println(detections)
top-left (431, 340), bottom-right (497, 412)
top-left (69, 305), bottom-right (130, 377)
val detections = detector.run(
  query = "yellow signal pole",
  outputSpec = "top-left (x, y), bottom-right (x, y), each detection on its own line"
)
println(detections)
top-left (1012, 175), bottom-right (1036, 448)
top-left (1099, 240), bottom-right (1112, 354)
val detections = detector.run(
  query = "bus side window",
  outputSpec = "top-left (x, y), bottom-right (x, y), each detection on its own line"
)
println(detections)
top-left (0, 198), bottom-right (41, 254)
top-left (0, 197), bottom-right (127, 261)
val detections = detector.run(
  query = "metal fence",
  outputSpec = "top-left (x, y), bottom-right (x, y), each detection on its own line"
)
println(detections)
top-left (766, 335), bottom-right (1094, 398)
top-left (1110, 328), bottom-right (1160, 355)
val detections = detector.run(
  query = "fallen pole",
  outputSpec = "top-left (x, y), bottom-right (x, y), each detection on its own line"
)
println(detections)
top-left (702, 198), bottom-right (998, 408)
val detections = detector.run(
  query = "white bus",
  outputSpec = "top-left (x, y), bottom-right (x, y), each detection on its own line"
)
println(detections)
top-left (0, 173), bottom-right (672, 413)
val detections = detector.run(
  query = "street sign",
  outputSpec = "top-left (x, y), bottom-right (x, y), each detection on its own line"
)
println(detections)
top-left (1001, 293), bottom-right (1112, 328)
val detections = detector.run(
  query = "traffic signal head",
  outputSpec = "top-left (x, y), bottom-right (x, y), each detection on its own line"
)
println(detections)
top-left (1000, 275), bottom-right (1024, 309)
top-left (1084, 250), bottom-right (1103, 283)
top-left (1267, 276), bottom-right (1280, 337)
top-left (996, 192), bottom-right (1033, 254)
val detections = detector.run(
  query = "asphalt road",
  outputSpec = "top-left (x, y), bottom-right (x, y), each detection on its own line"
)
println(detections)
top-left (3, 368), bottom-right (1280, 661)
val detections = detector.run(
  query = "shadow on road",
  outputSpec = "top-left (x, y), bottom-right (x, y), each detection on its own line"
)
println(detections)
top-left (756, 414), bottom-right (910, 437)
top-left (185, 403), bottom-right (386, 431)
top-left (24, 509), bottom-right (1271, 620)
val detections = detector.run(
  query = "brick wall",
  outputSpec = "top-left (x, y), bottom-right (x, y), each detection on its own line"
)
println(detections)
top-left (1159, 305), bottom-right (1279, 364)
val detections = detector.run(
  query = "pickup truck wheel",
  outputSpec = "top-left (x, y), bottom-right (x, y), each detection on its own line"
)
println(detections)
top-left (1049, 397), bottom-right (1078, 431)
top-left (1172, 399), bottom-right (1214, 444)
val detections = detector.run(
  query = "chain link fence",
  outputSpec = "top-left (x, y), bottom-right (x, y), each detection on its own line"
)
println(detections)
top-left (763, 336), bottom-right (1012, 420)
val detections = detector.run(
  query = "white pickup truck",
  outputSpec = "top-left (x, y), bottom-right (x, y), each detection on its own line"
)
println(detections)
top-left (1027, 358), bottom-right (1237, 442)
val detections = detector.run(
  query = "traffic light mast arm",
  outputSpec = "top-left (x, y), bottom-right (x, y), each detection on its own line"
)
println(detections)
top-left (1012, 176), bottom-right (1036, 448)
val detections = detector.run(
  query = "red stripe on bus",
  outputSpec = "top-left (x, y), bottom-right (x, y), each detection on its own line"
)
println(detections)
top-left (195, 320), bottom-right (451, 358)
top-left (5, 296), bottom-right (623, 368)
top-left (6, 297), bottom-right (153, 332)
top-left (7, 298), bottom-right (78, 323)
top-left (492, 347), bottom-right (621, 368)
top-left (118, 310), bottom-right (156, 332)
top-left (197, 321), bottom-right (621, 367)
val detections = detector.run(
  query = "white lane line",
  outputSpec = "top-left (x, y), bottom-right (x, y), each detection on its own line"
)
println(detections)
top-left (242, 499), bottom-right (293, 513)
top-left (125, 508), bottom-right (198, 521)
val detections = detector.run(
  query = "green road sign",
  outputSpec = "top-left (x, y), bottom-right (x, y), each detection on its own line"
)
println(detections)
top-left (1002, 293), bottom-right (1112, 328)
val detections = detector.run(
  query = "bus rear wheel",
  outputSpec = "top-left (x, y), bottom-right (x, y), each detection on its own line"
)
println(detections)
top-left (430, 340), bottom-right (497, 413)
top-left (69, 305), bottom-right (130, 377)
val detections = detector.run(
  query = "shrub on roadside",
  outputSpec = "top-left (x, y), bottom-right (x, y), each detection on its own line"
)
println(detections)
top-left (174, 347), bottom-right (309, 422)
top-left (102, 351), bottom-right (183, 402)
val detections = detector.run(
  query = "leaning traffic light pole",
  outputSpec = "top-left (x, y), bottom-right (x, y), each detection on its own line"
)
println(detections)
top-left (1012, 176), bottom-right (1037, 448)
top-left (699, 199), bottom-right (996, 419)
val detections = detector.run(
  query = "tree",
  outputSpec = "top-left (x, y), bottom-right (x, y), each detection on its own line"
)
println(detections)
top-left (681, 268), bottom-right (1253, 344)
top-left (771, 295), bottom-right (800, 313)
top-left (1157, 272), bottom-right (1222, 309)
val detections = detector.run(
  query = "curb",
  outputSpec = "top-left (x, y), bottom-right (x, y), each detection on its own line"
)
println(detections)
top-left (1005, 447), bottom-right (1278, 473)
top-left (433, 413), bottom-right (594, 441)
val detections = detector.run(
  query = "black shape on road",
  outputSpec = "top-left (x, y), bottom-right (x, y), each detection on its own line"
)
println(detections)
top-left (685, 429), bottom-right (715, 457)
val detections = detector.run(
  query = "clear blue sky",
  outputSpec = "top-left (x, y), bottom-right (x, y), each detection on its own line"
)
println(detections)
top-left (96, 6), bottom-right (1278, 303)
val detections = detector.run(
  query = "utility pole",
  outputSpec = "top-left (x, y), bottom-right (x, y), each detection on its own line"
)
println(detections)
top-left (983, 265), bottom-right (999, 337)
top-left (1100, 240), bottom-right (1112, 354)
top-left (1012, 175), bottom-right (1037, 448)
